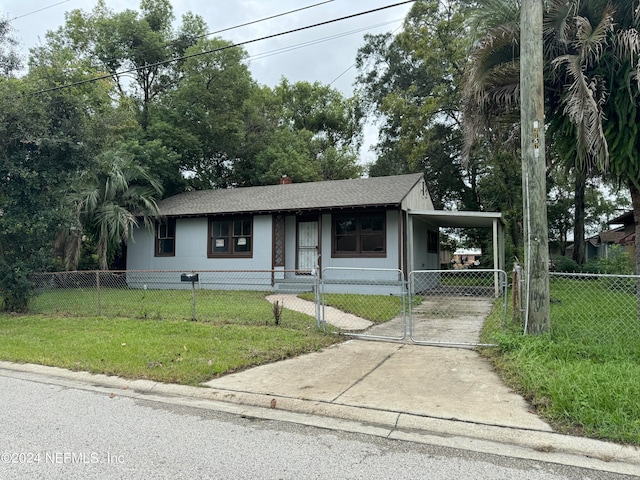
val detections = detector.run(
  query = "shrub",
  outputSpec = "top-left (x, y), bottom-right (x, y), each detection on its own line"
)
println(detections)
top-left (0, 262), bottom-right (33, 313)
top-left (597, 245), bottom-right (634, 275)
top-left (550, 255), bottom-right (580, 272)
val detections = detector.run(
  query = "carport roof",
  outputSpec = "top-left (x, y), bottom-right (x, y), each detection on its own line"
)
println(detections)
top-left (408, 209), bottom-right (503, 228)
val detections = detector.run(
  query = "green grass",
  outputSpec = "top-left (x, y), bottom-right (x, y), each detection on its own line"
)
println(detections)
top-left (0, 290), bottom-right (339, 385)
top-left (299, 292), bottom-right (415, 323)
top-left (480, 278), bottom-right (640, 445)
top-left (9, 280), bottom-right (640, 445)
top-left (31, 288), bottom-right (297, 324)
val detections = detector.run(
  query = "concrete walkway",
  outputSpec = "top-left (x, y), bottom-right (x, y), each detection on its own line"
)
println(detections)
top-left (204, 340), bottom-right (548, 430)
top-left (265, 294), bottom-right (373, 330)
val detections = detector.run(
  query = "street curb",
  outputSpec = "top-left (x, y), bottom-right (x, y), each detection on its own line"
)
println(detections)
top-left (1, 361), bottom-right (639, 476)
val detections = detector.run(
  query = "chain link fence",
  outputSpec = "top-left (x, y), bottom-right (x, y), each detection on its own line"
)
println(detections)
top-left (28, 268), bottom-right (508, 346)
top-left (29, 268), bottom-right (640, 350)
top-left (549, 272), bottom-right (640, 347)
top-left (511, 270), bottom-right (640, 348)
top-left (29, 270), bottom-right (320, 325)
top-left (319, 267), bottom-right (408, 340)
top-left (408, 269), bottom-right (508, 346)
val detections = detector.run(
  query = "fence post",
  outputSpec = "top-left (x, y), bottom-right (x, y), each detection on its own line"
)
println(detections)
top-left (512, 264), bottom-right (526, 327)
top-left (190, 282), bottom-right (197, 321)
top-left (96, 270), bottom-right (101, 316)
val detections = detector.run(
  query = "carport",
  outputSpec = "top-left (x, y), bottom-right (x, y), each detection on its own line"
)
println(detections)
top-left (406, 209), bottom-right (505, 273)
top-left (404, 209), bottom-right (506, 345)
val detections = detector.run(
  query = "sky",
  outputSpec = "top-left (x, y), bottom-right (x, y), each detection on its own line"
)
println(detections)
top-left (3, 1), bottom-right (414, 162)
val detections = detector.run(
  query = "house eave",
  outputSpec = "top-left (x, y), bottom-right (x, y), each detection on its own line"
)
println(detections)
top-left (163, 203), bottom-right (403, 219)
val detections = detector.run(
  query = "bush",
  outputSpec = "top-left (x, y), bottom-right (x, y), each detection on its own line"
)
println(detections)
top-left (596, 245), bottom-right (636, 294)
top-left (597, 245), bottom-right (634, 275)
top-left (580, 259), bottom-right (600, 274)
top-left (550, 255), bottom-right (580, 272)
top-left (0, 262), bottom-right (33, 313)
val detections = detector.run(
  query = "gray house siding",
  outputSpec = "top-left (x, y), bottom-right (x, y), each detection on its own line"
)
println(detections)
top-left (125, 174), bottom-right (443, 293)
top-left (411, 219), bottom-right (439, 271)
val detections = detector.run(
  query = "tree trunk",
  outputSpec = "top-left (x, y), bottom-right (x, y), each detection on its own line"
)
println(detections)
top-left (572, 169), bottom-right (586, 264)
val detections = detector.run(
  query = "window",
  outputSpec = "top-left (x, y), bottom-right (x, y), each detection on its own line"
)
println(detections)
top-left (333, 212), bottom-right (385, 257)
top-left (155, 219), bottom-right (176, 257)
top-left (427, 230), bottom-right (439, 254)
top-left (209, 216), bottom-right (252, 258)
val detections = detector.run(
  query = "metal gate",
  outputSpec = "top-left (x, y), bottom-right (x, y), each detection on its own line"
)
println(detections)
top-left (318, 268), bottom-right (507, 346)
top-left (319, 267), bottom-right (407, 341)
top-left (408, 269), bottom-right (508, 346)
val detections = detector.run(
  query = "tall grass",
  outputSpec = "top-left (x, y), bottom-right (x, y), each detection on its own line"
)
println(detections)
top-left (481, 278), bottom-right (640, 445)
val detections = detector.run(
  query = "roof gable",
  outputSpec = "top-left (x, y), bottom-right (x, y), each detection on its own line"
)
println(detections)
top-left (158, 174), bottom-right (426, 217)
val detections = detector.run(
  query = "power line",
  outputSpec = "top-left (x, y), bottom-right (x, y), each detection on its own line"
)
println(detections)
top-left (247, 19), bottom-right (401, 62)
top-left (328, 22), bottom-right (404, 86)
top-left (199, 0), bottom-right (335, 39)
top-left (31, 0), bottom-right (415, 96)
top-left (9, 0), bottom-right (70, 21)
top-left (82, 0), bottom-right (336, 69)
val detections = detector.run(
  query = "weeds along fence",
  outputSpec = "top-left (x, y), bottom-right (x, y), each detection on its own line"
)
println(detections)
top-left (512, 269), bottom-right (640, 349)
top-left (29, 270), bottom-right (321, 324)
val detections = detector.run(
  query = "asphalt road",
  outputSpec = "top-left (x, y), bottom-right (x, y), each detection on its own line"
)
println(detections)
top-left (0, 375), bottom-right (636, 480)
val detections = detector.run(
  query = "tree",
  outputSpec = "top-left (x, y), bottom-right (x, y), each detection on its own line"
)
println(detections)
top-left (356, 0), bottom-right (473, 210)
top-left (0, 15), bottom-right (20, 76)
top-left (35, 0), bottom-right (206, 197)
top-left (152, 37), bottom-right (254, 189)
top-left (465, 0), bottom-right (640, 310)
top-left (466, 0), bottom-right (640, 240)
top-left (60, 152), bottom-right (163, 270)
top-left (0, 77), bottom-right (95, 309)
top-left (50, 0), bottom-right (205, 129)
top-left (0, 18), bottom-right (122, 309)
top-left (271, 79), bottom-right (363, 182)
top-left (235, 80), bottom-right (363, 187)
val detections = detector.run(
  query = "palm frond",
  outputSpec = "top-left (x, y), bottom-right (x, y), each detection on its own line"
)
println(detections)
top-left (551, 53), bottom-right (609, 170)
top-left (544, 0), bottom-right (580, 51)
top-left (573, 8), bottom-right (615, 68)
top-left (615, 28), bottom-right (640, 94)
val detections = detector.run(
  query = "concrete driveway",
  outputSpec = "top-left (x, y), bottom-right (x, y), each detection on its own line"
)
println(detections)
top-left (204, 339), bottom-right (550, 431)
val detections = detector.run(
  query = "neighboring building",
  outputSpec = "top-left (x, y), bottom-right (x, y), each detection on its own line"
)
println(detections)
top-left (452, 248), bottom-right (482, 268)
top-left (565, 211), bottom-right (636, 262)
top-left (126, 174), bottom-right (504, 292)
top-left (610, 211), bottom-right (636, 260)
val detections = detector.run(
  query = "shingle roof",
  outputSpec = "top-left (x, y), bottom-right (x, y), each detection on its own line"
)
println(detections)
top-left (599, 229), bottom-right (626, 244)
top-left (608, 210), bottom-right (634, 226)
top-left (158, 173), bottom-right (424, 217)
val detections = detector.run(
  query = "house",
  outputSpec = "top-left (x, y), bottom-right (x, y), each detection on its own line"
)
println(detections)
top-left (452, 248), bottom-right (482, 268)
top-left (610, 211), bottom-right (636, 260)
top-left (126, 173), bottom-right (505, 293)
top-left (566, 211), bottom-right (636, 262)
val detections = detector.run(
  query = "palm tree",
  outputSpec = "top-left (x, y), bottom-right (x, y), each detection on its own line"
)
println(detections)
top-left (59, 151), bottom-right (163, 270)
top-left (465, 0), bottom-right (640, 271)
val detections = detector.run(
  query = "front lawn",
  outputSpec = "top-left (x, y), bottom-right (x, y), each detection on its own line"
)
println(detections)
top-left (0, 290), bottom-right (339, 385)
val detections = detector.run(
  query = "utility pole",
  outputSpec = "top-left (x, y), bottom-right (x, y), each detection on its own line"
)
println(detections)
top-left (520, 0), bottom-right (550, 334)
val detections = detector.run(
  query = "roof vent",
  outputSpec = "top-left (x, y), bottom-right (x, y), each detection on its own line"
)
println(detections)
top-left (279, 175), bottom-right (292, 185)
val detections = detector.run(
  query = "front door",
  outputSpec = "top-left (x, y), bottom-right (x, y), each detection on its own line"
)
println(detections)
top-left (297, 220), bottom-right (319, 273)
